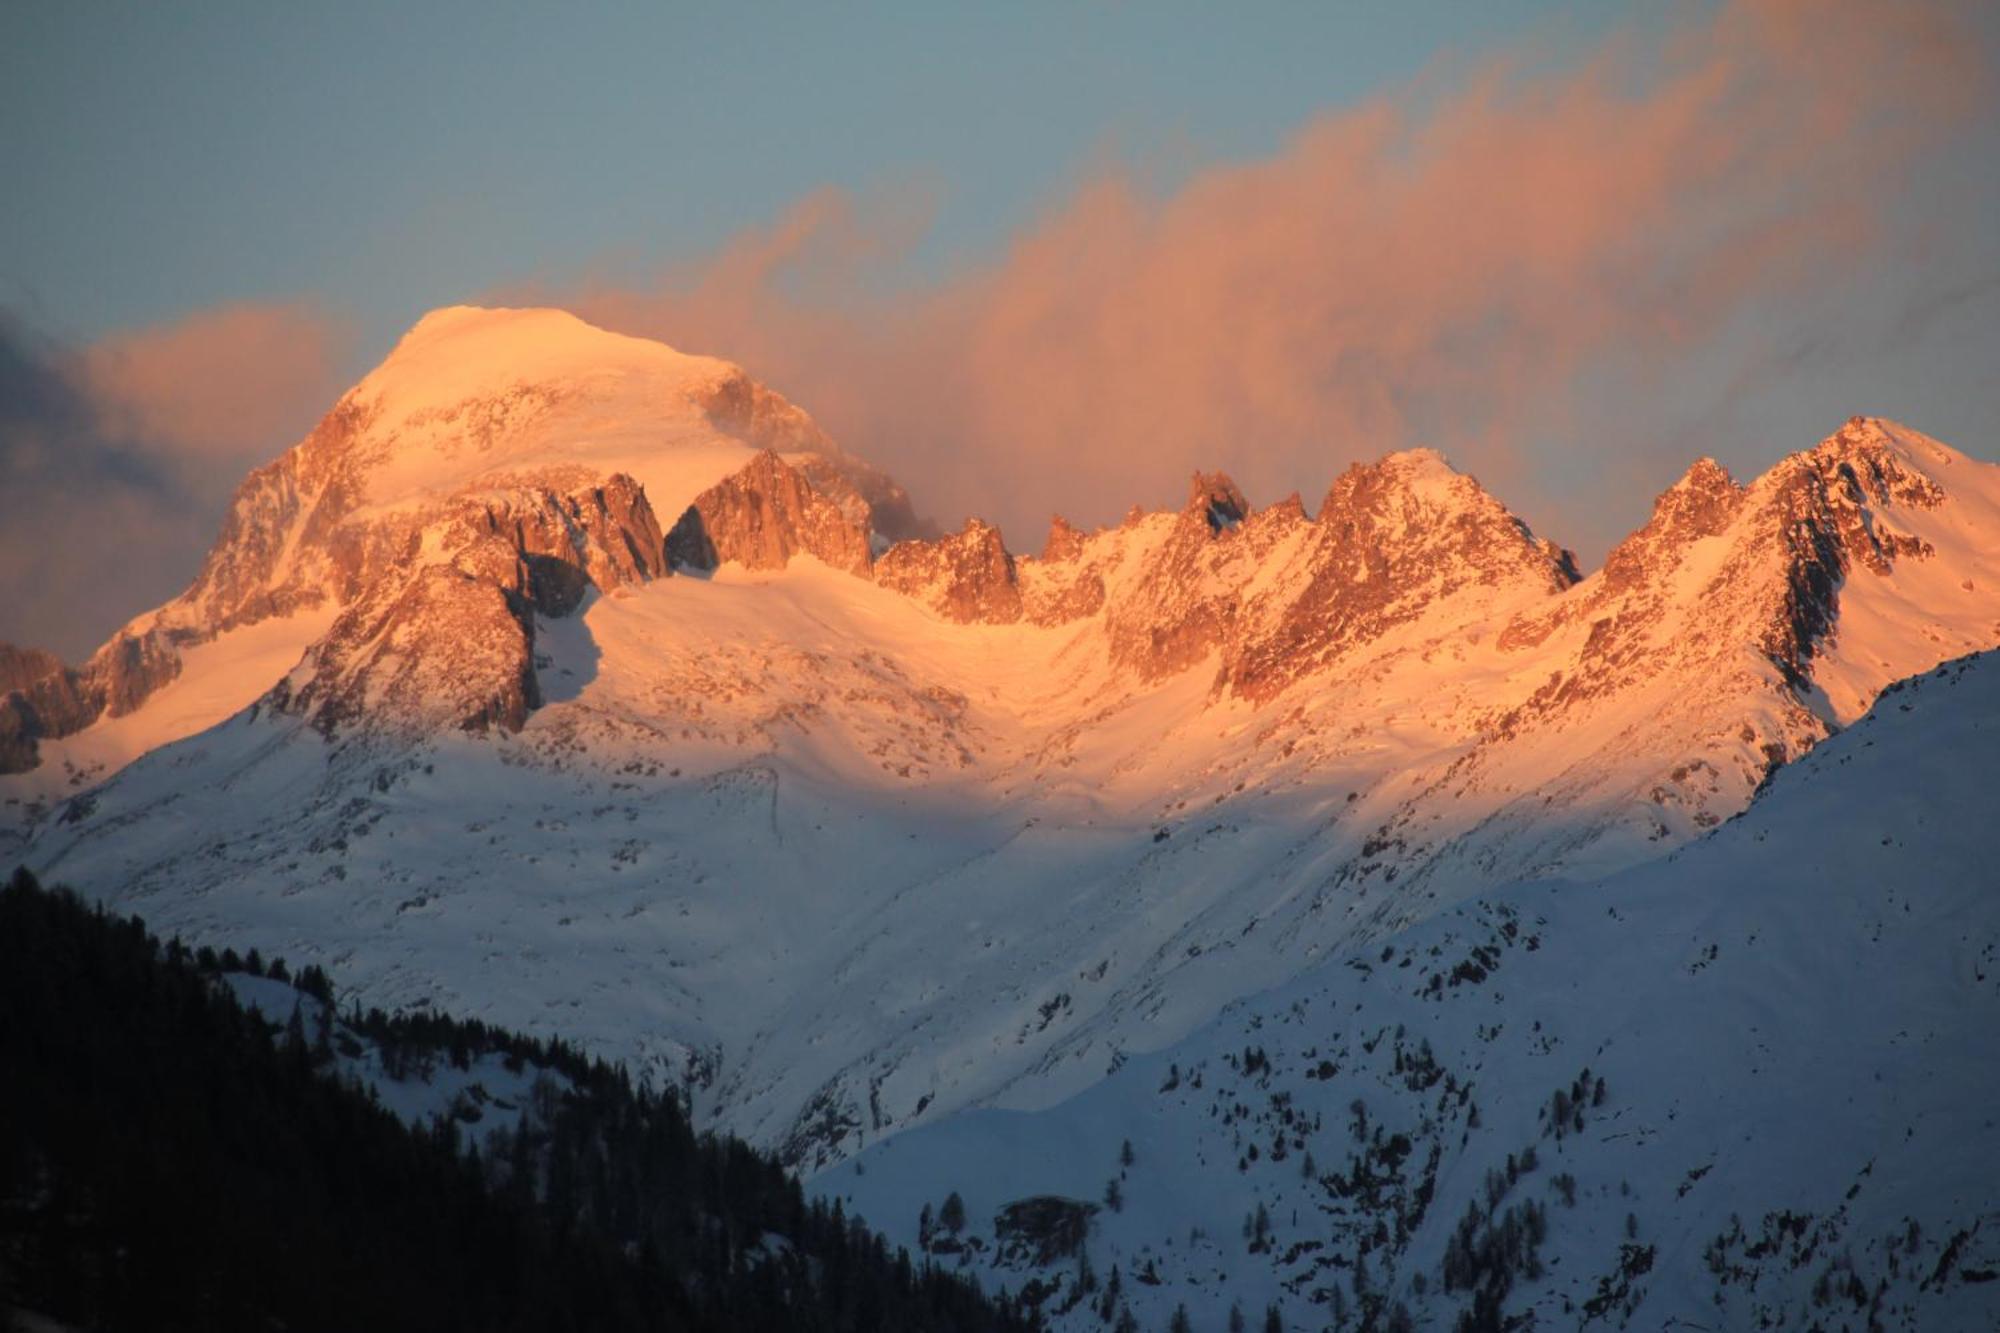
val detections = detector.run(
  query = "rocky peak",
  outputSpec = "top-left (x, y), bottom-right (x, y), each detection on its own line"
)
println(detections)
top-left (1313, 450), bottom-right (1575, 592)
top-left (1731, 426), bottom-right (1951, 689)
top-left (1264, 492), bottom-right (1308, 525)
top-left (1016, 517), bottom-right (1109, 626)
top-left (1041, 515), bottom-right (1088, 564)
top-left (1101, 472), bottom-right (1263, 679)
top-left (1662, 456), bottom-right (1742, 523)
top-left (1499, 416), bottom-right (1983, 749)
top-left (666, 450), bottom-right (873, 577)
top-left (1222, 453), bottom-right (1574, 703)
top-left (875, 519), bottom-right (1024, 625)
top-left (1803, 416), bottom-right (1948, 513)
top-left (1186, 472), bottom-right (1250, 534)
top-left (1597, 457), bottom-right (1745, 596)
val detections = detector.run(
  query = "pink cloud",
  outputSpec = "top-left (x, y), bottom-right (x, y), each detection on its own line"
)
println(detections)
top-left (0, 301), bottom-right (347, 658)
top-left (80, 301), bottom-right (349, 466)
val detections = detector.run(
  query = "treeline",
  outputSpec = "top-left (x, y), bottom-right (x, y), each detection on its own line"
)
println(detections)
top-left (0, 867), bottom-right (1037, 1333)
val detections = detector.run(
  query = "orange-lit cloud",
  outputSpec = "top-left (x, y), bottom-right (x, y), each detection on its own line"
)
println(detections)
top-left (80, 301), bottom-right (348, 465)
top-left (0, 302), bottom-right (346, 658)
top-left (564, 0), bottom-right (1989, 553)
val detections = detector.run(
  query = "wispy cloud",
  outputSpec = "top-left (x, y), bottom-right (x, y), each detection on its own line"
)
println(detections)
top-left (0, 303), bottom-right (345, 659)
top-left (558, 0), bottom-right (1991, 554)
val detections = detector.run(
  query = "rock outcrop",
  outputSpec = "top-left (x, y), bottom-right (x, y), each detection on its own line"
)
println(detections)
top-left (1220, 451), bottom-right (1577, 703)
top-left (1101, 472), bottom-right (1271, 681)
top-left (789, 452), bottom-right (935, 545)
top-left (1018, 515), bottom-right (1107, 625)
top-left (270, 473), bottom-right (667, 737)
top-left (875, 519), bottom-right (1024, 624)
top-left (667, 450), bottom-right (873, 577)
top-left (0, 632), bottom-right (182, 774)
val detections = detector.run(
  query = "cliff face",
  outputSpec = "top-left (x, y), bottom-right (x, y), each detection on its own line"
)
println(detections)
top-left (666, 450), bottom-right (873, 578)
top-left (0, 633), bottom-right (181, 774)
top-left (265, 473), bottom-right (668, 738)
top-left (1216, 451), bottom-right (1578, 704)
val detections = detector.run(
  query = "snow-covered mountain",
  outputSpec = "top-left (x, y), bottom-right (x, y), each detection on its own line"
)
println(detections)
top-left (831, 648), bottom-right (2000, 1331)
top-left (5, 306), bottom-right (1997, 1200)
top-left (0, 305), bottom-right (917, 781)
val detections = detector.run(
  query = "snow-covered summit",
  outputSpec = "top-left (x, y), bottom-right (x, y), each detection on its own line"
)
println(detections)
top-left (341, 304), bottom-right (836, 515)
top-left (0, 306), bottom-right (898, 781)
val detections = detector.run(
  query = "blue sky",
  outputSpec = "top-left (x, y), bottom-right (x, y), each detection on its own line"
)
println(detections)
top-left (4, 1), bottom-right (1622, 350)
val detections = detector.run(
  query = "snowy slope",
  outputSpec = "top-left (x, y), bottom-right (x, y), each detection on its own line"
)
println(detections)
top-left (21, 427), bottom-right (2000, 1178)
top-left (7, 309), bottom-right (1999, 1212)
top-left (831, 650), bottom-right (2000, 1331)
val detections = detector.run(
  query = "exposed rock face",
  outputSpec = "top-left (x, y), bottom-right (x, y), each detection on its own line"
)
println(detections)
top-left (1745, 420), bottom-right (1942, 689)
top-left (272, 564), bottom-right (540, 737)
top-left (0, 632), bottom-right (182, 774)
top-left (1498, 417), bottom-right (1952, 741)
top-left (1040, 515), bottom-right (1087, 564)
top-left (452, 473), bottom-right (666, 616)
top-left (87, 632), bottom-right (184, 718)
top-left (1190, 471), bottom-right (1250, 533)
top-left (180, 396), bottom-right (382, 635)
top-left (1600, 457), bottom-right (1744, 597)
top-left (667, 450), bottom-right (873, 577)
top-left (694, 365), bottom-right (838, 456)
top-left (876, 519), bottom-right (1024, 624)
top-left (0, 645), bottom-right (65, 698)
top-left (991, 1197), bottom-right (1098, 1268)
top-left (1019, 516), bottom-right (1107, 626)
top-left (1101, 472), bottom-right (1272, 680)
top-left (270, 473), bottom-right (666, 737)
top-left (0, 645), bottom-right (69, 772)
top-left (1219, 451), bottom-right (1577, 703)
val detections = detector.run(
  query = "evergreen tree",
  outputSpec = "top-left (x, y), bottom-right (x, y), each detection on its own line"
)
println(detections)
top-left (940, 1189), bottom-right (968, 1234)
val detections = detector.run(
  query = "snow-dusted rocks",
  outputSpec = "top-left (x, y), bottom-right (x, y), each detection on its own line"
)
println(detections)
top-left (1098, 471), bottom-right (1275, 681)
top-left (1019, 516), bottom-right (1107, 626)
top-left (268, 473), bottom-right (670, 737)
top-left (1218, 449), bottom-right (1578, 704)
top-left (875, 519), bottom-right (1024, 624)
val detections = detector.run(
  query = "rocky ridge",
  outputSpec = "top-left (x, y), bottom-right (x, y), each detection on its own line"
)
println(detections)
top-left (667, 449), bottom-right (873, 578)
